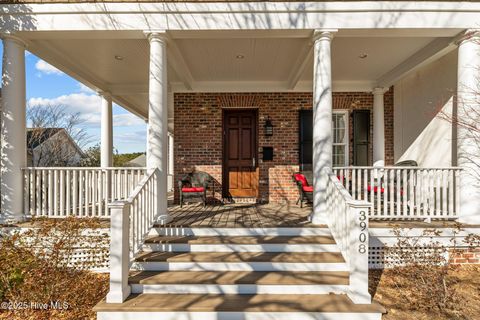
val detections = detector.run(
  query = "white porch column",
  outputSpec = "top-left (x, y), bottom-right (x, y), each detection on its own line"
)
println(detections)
top-left (457, 29), bottom-right (480, 224)
top-left (146, 32), bottom-right (170, 224)
top-left (1, 35), bottom-right (26, 223)
top-left (100, 92), bottom-right (113, 168)
top-left (372, 87), bottom-right (385, 167)
top-left (311, 30), bottom-right (335, 224)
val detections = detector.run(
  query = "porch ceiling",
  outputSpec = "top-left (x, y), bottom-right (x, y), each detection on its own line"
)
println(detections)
top-left (20, 29), bottom-right (456, 125)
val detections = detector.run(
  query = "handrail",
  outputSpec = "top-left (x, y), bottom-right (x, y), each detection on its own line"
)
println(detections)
top-left (333, 166), bottom-right (463, 170)
top-left (333, 166), bottom-right (461, 220)
top-left (22, 167), bottom-right (147, 170)
top-left (106, 169), bottom-right (160, 303)
top-left (324, 167), bottom-right (371, 304)
top-left (22, 167), bottom-right (147, 218)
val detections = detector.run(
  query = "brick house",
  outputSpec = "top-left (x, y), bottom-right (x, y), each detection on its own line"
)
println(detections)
top-left (174, 90), bottom-right (394, 204)
top-left (1, 1), bottom-right (480, 319)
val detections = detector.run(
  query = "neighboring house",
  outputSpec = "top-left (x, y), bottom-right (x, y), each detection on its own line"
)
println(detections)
top-left (27, 128), bottom-right (84, 167)
top-left (125, 154), bottom-right (146, 168)
top-left (1, 2), bottom-right (480, 320)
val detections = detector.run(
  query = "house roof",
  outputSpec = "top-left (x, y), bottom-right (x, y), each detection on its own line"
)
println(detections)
top-left (27, 128), bottom-right (63, 149)
top-left (26, 127), bottom-right (85, 157)
top-left (126, 154), bottom-right (146, 167)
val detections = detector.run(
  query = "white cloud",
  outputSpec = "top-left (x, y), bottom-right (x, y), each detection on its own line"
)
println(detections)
top-left (28, 94), bottom-right (145, 128)
top-left (28, 93), bottom-right (100, 114)
top-left (35, 59), bottom-right (63, 75)
top-left (113, 114), bottom-right (145, 127)
top-left (114, 130), bottom-right (146, 144)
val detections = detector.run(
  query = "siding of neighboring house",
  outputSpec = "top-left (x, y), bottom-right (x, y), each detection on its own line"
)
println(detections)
top-left (174, 90), bottom-right (394, 204)
top-left (393, 50), bottom-right (457, 167)
top-left (28, 130), bottom-right (83, 167)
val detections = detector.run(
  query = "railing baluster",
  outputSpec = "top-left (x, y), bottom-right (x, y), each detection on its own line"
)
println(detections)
top-left (376, 169), bottom-right (381, 218)
top-left (351, 169), bottom-right (357, 199)
top-left (99, 170), bottom-right (104, 216)
top-left (73, 170), bottom-right (78, 216)
top-left (370, 169), bottom-right (379, 216)
top-left (448, 169), bottom-right (454, 216)
top-left (85, 170), bottom-right (90, 216)
top-left (23, 170), bottom-right (30, 217)
top-left (455, 169), bottom-right (460, 216)
top-left (79, 170), bottom-right (84, 217)
top-left (389, 169), bottom-right (394, 217)
top-left (92, 170), bottom-right (97, 217)
top-left (53, 169), bottom-right (58, 217)
top-left (60, 170), bottom-right (65, 216)
top-left (435, 169), bottom-right (441, 217)
top-left (35, 169), bottom-right (41, 216)
top-left (383, 170), bottom-right (388, 217)
top-left (66, 170), bottom-right (71, 216)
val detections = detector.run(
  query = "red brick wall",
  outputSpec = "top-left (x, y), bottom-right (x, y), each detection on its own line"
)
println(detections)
top-left (174, 90), bottom-right (394, 204)
top-left (451, 248), bottom-right (480, 264)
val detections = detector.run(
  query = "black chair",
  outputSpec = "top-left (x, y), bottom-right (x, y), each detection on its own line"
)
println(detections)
top-left (178, 171), bottom-right (212, 207)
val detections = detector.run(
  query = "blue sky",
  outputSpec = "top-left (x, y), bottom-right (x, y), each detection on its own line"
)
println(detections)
top-left (0, 44), bottom-right (147, 154)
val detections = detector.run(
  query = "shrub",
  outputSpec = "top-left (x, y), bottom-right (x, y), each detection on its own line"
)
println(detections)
top-left (383, 225), bottom-right (478, 317)
top-left (0, 217), bottom-right (109, 320)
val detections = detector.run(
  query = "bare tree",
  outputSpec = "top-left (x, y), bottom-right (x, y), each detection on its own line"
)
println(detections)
top-left (27, 103), bottom-right (90, 167)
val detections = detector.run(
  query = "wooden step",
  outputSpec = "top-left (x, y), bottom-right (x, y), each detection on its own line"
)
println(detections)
top-left (94, 294), bottom-right (386, 319)
top-left (129, 270), bottom-right (349, 285)
top-left (150, 226), bottom-right (331, 237)
top-left (144, 235), bottom-right (336, 245)
top-left (135, 251), bottom-right (344, 263)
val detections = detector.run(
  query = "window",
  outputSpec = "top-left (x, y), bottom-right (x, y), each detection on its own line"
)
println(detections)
top-left (332, 111), bottom-right (349, 167)
top-left (298, 110), bottom-right (349, 169)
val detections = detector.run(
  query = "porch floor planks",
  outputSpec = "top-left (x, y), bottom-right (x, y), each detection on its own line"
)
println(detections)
top-left (128, 270), bottom-right (349, 286)
top-left (164, 203), bottom-right (313, 228)
top-left (94, 293), bottom-right (386, 313)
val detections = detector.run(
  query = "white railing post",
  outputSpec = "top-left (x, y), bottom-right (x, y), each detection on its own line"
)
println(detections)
top-left (347, 201), bottom-right (371, 304)
top-left (106, 201), bottom-right (131, 303)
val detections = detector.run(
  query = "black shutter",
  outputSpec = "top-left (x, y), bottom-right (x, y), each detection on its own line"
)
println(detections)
top-left (352, 110), bottom-right (370, 166)
top-left (299, 110), bottom-right (313, 171)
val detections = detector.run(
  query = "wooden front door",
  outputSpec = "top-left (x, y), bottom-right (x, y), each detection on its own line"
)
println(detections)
top-left (223, 110), bottom-right (258, 198)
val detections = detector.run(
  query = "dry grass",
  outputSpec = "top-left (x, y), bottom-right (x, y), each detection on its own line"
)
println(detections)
top-left (0, 273), bottom-right (108, 320)
top-left (0, 218), bottom-right (109, 320)
top-left (370, 265), bottom-right (480, 320)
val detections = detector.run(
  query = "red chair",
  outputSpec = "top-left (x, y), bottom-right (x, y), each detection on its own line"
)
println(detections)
top-left (178, 171), bottom-right (212, 207)
top-left (293, 173), bottom-right (313, 208)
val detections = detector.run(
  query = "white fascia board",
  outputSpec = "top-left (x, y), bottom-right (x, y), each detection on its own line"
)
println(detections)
top-left (170, 80), bottom-right (374, 93)
top-left (3, 2), bottom-right (480, 32)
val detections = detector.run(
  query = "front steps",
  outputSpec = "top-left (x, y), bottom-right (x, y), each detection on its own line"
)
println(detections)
top-left (95, 226), bottom-right (385, 320)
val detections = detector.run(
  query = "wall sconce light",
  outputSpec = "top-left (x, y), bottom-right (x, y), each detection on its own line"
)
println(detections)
top-left (264, 117), bottom-right (274, 136)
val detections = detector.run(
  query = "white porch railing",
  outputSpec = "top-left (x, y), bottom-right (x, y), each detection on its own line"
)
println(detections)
top-left (333, 167), bottom-right (462, 220)
top-left (107, 169), bottom-right (160, 303)
top-left (22, 167), bottom-right (146, 218)
top-left (324, 167), bottom-right (371, 304)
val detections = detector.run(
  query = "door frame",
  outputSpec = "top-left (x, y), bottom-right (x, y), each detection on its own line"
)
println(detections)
top-left (222, 108), bottom-right (259, 199)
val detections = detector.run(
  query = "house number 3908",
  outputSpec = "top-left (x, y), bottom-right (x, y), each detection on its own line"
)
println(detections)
top-left (358, 210), bottom-right (367, 254)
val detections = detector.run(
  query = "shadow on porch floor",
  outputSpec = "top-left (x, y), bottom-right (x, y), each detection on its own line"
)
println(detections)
top-left (165, 203), bottom-right (315, 228)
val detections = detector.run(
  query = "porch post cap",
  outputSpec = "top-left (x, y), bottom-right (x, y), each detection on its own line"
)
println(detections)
top-left (144, 30), bottom-right (169, 43)
top-left (372, 87), bottom-right (388, 95)
top-left (455, 29), bottom-right (480, 45)
top-left (0, 33), bottom-right (27, 48)
top-left (108, 200), bottom-right (130, 208)
top-left (97, 90), bottom-right (112, 99)
top-left (312, 29), bottom-right (337, 42)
